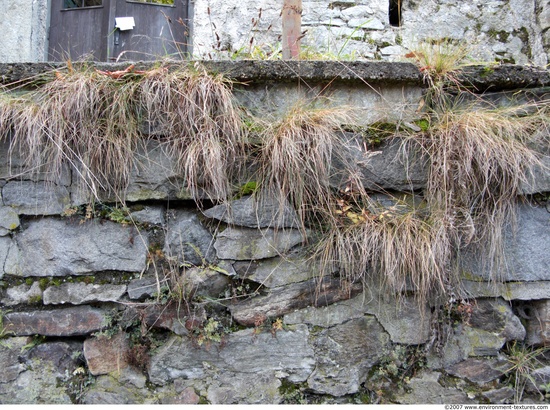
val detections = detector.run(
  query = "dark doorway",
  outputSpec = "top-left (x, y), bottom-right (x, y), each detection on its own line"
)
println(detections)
top-left (48, 0), bottom-right (190, 61)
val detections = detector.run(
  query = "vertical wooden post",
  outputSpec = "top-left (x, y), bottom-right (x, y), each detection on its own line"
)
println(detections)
top-left (282, 0), bottom-right (302, 60)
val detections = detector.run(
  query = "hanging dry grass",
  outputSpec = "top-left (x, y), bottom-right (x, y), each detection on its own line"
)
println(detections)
top-left (137, 66), bottom-right (245, 201)
top-left (255, 101), bottom-right (356, 229)
top-left (315, 187), bottom-right (457, 304)
top-left (0, 63), bottom-right (244, 202)
top-left (419, 103), bottom-right (550, 279)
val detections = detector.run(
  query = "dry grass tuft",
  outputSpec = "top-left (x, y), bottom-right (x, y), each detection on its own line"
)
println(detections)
top-left (254, 101), bottom-right (356, 230)
top-left (419, 103), bottom-right (550, 279)
top-left (138, 66), bottom-right (245, 201)
top-left (0, 64), bottom-right (244, 202)
top-left (315, 187), bottom-right (456, 304)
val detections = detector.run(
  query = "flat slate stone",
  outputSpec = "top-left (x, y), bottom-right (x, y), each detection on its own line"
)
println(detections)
top-left (2, 180), bottom-right (71, 215)
top-left (148, 324), bottom-right (315, 385)
top-left (203, 195), bottom-right (299, 229)
top-left (446, 358), bottom-right (511, 384)
top-left (5, 218), bottom-right (148, 277)
top-left (214, 227), bottom-right (305, 260)
top-left (234, 252), bottom-right (319, 288)
top-left (4, 306), bottom-right (105, 336)
top-left (1, 281), bottom-right (42, 306)
top-left (43, 282), bottom-right (127, 305)
top-left (230, 276), bottom-right (363, 326)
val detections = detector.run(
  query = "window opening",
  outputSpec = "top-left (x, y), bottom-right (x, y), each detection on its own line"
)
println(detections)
top-left (389, 0), bottom-right (401, 27)
top-left (64, 0), bottom-right (103, 8)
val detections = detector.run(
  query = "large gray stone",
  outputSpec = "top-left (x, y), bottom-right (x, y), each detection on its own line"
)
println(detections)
top-left (462, 203), bottom-right (550, 282)
top-left (285, 290), bottom-right (432, 344)
top-left (307, 316), bottom-right (391, 396)
top-left (148, 324), bottom-right (315, 385)
top-left (468, 298), bottom-right (526, 343)
top-left (4, 306), bottom-right (105, 336)
top-left (5, 218), bottom-right (148, 277)
top-left (2, 181), bottom-right (71, 215)
top-left (203, 195), bottom-right (299, 229)
top-left (0, 339), bottom-right (80, 404)
top-left (214, 227), bottom-right (305, 260)
top-left (43, 282), bottom-right (127, 305)
top-left (164, 209), bottom-right (215, 266)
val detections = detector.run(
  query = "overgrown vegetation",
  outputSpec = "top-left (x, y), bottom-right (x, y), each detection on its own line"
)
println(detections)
top-left (0, 63), bottom-right (244, 203)
top-left (1, 45), bottom-right (548, 306)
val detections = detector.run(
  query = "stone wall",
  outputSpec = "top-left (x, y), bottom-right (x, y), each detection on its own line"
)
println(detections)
top-left (0, 0), bottom-right (49, 63)
top-left (193, 0), bottom-right (550, 66)
top-left (0, 61), bottom-right (549, 404)
top-left (2, 0), bottom-right (550, 66)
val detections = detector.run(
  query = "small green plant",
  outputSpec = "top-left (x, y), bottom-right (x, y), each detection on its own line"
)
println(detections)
top-left (503, 341), bottom-right (549, 403)
top-left (193, 317), bottom-right (225, 347)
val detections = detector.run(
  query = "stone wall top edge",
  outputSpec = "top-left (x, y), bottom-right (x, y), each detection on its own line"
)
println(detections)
top-left (0, 61), bottom-right (548, 91)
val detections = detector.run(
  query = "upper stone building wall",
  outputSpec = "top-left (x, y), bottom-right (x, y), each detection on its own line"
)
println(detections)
top-left (1, 0), bottom-right (550, 65)
top-left (193, 0), bottom-right (550, 65)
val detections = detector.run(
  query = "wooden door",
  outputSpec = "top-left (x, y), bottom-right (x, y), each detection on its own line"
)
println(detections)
top-left (48, 0), bottom-right (111, 61)
top-left (112, 0), bottom-right (189, 61)
top-left (48, 0), bottom-right (189, 62)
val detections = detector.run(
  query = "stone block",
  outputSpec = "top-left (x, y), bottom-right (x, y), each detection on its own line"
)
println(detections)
top-left (461, 203), bottom-right (550, 282)
top-left (148, 324), bottom-right (315, 385)
top-left (4, 306), bottom-right (106, 336)
top-left (5, 218), bottom-right (148, 277)
top-left (43, 282), bottom-right (127, 305)
top-left (229, 276), bottom-right (362, 326)
top-left (164, 209), bottom-right (215, 266)
top-left (0, 206), bottom-right (20, 235)
top-left (307, 316), bottom-right (391, 396)
top-left (2, 181), bottom-right (71, 215)
top-left (84, 332), bottom-right (130, 376)
top-left (214, 227), bottom-right (305, 260)
top-left (1, 281), bottom-right (42, 306)
top-left (203, 195), bottom-right (299, 229)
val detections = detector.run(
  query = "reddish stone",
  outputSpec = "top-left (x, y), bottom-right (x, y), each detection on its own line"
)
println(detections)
top-left (84, 332), bottom-right (130, 376)
top-left (4, 306), bottom-right (105, 336)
